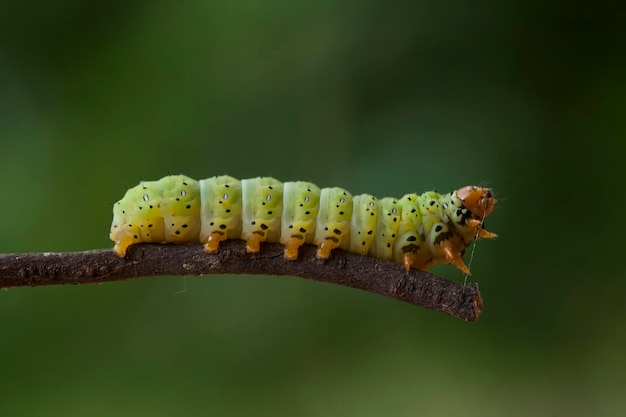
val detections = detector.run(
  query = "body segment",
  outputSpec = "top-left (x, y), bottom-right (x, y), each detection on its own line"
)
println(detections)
top-left (280, 181), bottom-right (321, 259)
top-left (110, 175), bottom-right (200, 256)
top-left (240, 177), bottom-right (284, 252)
top-left (349, 194), bottom-right (378, 256)
top-left (313, 187), bottom-right (353, 259)
top-left (110, 175), bottom-right (497, 273)
top-left (199, 175), bottom-right (242, 252)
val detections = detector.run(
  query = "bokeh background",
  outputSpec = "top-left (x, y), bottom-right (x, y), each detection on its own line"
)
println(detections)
top-left (1, 1), bottom-right (625, 416)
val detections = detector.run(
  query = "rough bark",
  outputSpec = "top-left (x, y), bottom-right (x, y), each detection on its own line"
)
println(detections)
top-left (0, 241), bottom-right (482, 321)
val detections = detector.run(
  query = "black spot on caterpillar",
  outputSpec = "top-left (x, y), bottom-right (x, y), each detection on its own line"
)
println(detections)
top-left (110, 175), bottom-right (497, 273)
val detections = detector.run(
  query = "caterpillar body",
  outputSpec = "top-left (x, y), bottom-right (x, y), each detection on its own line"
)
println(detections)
top-left (110, 175), bottom-right (497, 273)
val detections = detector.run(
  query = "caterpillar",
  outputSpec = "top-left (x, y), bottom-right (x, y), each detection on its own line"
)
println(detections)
top-left (110, 175), bottom-right (497, 273)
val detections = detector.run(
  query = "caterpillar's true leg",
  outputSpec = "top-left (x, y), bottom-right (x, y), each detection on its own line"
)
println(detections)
top-left (246, 233), bottom-right (264, 253)
top-left (316, 238), bottom-right (340, 259)
top-left (283, 237), bottom-right (304, 260)
top-left (204, 232), bottom-right (227, 253)
top-left (466, 219), bottom-right (498, 239)
top-left (440, 240), bottom-right (470, 274)
top-left (112, 231), bottom-right (135, 257)
top-left (476, 228), bottom-right (498, 239)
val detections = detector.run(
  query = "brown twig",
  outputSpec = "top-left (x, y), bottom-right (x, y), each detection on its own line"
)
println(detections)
top-left (0, 241), bottom-right (483, 321)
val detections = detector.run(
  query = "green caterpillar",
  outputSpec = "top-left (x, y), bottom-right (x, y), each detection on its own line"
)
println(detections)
top-left (110, 175), bottom-right (497, 273)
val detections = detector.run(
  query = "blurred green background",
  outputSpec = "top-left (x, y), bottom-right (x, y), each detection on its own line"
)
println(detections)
top-left (1, 1), bottom-right (625, 416)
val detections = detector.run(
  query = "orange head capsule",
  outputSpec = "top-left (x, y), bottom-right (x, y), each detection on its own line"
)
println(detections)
top-left (455, 186), bottom-right (496, 218)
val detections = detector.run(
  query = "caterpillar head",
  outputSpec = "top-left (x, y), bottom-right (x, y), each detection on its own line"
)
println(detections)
top-left (455, 186), bottom-right (496, 219)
